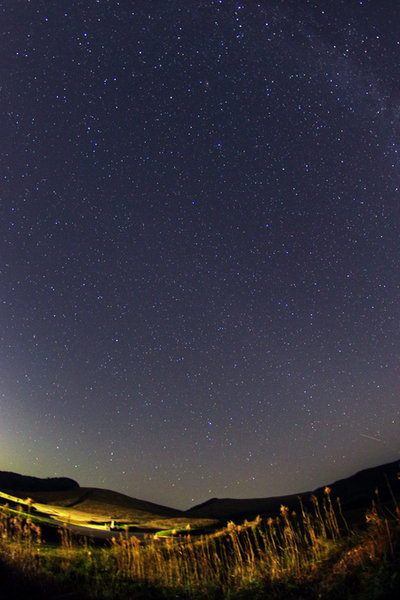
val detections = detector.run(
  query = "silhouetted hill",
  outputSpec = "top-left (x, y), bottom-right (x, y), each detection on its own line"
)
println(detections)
top-left (313, 459), bottom-right (400, 510)
top-left (26, 487), bottom-right (186, 519)
top-left (187, 493), bottom-right (303, 520)
top-left (187, 460), bottom-right (400, 520)
top-left (0, 471), bottom-right (79, 493)
top-left (1, 460), bottom-right (398, 522)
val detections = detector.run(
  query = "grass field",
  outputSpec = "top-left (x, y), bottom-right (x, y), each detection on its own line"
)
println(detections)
top-left (0, 482), bottom-right (399, 599)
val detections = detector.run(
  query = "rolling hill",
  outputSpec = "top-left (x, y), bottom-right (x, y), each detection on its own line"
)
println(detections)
top-left (0, 459), bottom-right (398, 524)
top-left (186, 459), bottom-right (400, 520)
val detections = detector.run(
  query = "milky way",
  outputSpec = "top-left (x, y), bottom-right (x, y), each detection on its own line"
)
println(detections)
top-left (1, 1), bottom-right (399, 509)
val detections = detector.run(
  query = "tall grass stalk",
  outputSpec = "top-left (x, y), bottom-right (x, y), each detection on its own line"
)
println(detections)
top-left (0, 490), bottom-right (399, 599)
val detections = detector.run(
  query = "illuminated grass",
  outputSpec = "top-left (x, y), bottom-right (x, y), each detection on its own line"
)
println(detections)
top-left (0, 488), bottom-right (399, 599)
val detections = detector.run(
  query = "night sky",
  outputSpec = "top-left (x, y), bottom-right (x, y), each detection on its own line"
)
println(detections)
top-left (1, 1), bottom-right (399, 510)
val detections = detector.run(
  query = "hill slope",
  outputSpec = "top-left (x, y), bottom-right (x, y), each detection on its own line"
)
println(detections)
top-left (26, 487), bottom-right (186, 520)
top-left (0, 472), bottom-right (187, 521)
top-left (187, 460), bottom-right (400, 519)
top-left (1, 460), bottom-right (398, 522)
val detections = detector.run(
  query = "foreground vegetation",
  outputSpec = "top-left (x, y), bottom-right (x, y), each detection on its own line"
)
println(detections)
top-left (0, 487), bottom-right (400, 600)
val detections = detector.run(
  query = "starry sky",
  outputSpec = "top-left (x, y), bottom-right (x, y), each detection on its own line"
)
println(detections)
top-left (1, 0), bottom-right (400, 510)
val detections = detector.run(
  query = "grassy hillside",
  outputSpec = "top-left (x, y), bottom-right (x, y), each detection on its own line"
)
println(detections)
top-left (0, 460), bottom-right (399, 599)
top-left (0, 484), bottom-right (218, 532)
top-left (1, 460), bottom-right (399, 529)
top-left (2, 460), bottom-right (399, 523)
top-left (23, 486), bottom-right (186, 521)
top-left (0, 482), bottom-right (399, 599)
top-left (187, 459), bottom-right (400, 520)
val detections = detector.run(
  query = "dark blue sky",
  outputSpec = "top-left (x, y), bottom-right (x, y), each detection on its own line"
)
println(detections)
top-left (1, 0), bottom-right (399, 509)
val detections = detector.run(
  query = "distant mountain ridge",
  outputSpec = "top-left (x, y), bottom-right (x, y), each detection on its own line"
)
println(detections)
top-left (0, 460), bottom-right (398, 519)
top-left (0, 473), bottom-right (185, 519)
top-left (0, 471), bottom-right (79, 493)
top-left (187, 460), bottom-right (400, 519)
